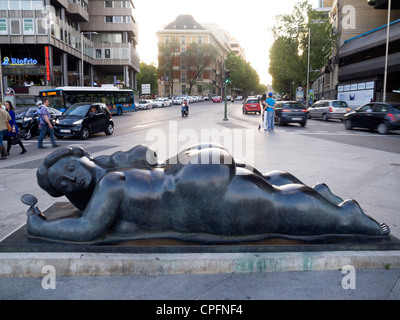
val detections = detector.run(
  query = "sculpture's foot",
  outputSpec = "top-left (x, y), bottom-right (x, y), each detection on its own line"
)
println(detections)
top-left (380, 223), bottom-right (390, 236)
top-left (313, 182), bottom-right (344, 205)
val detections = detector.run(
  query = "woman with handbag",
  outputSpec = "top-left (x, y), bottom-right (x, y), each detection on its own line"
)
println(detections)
top-left (0, 103), bottom-right (11, 160)
top-left (5, 101), bottom-right (27, 155)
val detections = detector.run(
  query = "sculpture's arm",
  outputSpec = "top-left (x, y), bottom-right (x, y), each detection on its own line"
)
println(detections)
top-left (27, 173), bottom-right (126, 242)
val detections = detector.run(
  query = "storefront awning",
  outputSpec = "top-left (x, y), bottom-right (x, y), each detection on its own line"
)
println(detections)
top-left (338, 51), bottom-right (400, 81)
top-left (339, 20), bottom-right (400, 58)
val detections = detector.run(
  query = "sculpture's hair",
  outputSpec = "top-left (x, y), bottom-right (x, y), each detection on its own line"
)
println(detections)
top-left (36, 147), bottom-right (94, 197)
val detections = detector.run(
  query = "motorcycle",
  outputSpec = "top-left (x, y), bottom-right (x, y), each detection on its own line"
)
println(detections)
top-left (21, 113), bottom-right (41, 140)
top-left (181, 103), bottom-right (189, 117)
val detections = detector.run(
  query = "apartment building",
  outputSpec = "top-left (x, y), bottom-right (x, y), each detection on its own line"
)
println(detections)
top-left (230, 37), bottom-right (245, 60)
top-left (0, 0), bottom-right (139, 104)
top-left (312, 0), bottom-right (400, 104)
top-left (156, 15), bottom-right (230, 97)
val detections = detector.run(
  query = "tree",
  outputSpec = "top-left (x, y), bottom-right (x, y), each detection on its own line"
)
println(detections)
top-left (269, 0), bottom-right (335, 96)
top-left (225, 51), bottom-right (264, 97)
top-left (158, 37), bottom-right (180, 95)
top-left (183, 43), bottom-right (218, 95)
top-left (137, 62), bottom-right (158, 97)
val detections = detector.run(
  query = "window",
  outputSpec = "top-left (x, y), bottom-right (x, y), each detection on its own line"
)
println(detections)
top-left (95, 49), bottom-right (102, 58)
top-left (181, 46), bottom-right (186, 53)
top-left (105, 16), bottom-right (113, 23)
top-left (114, 16), bottom-right (122, 23)
top-left (10, 19), bottom-right (21, 35)
top-left (104, 49), bottom-right (111, 59)
top-left (104, 0), bottom-right (113, 7)
top-left (9, 0), bottom-right (21, 10)
top-left (165, 36), bottom-right (169, 43)
top-left (198, 36), bottom-right (202, 44)
top-left (181, 36), bottom-right (185, 44)
top-left (23, 18), bottom-right (34, 35)
top-left (181, 72), bottom-right (186, 81)
top-left (0, 19), bottom-right (7, 35)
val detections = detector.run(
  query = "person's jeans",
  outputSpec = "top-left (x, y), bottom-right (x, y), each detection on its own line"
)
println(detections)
top-left (0, 129), bottom-right (7, 146)
top-left (38, 123), bottom-right (57, 148)
top-left (267, 110), bottom-right (275, 131)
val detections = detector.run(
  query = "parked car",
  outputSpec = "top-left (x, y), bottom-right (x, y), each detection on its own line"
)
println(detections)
top-left (275, 101), bottom-right (308, 127)
top-left (213, 96), bottom-right (222, 103)
top-left (137, 100), bottom-right (152, 110)
top-left (344, 102), bottom-right (400, 134)
top-left (172, 97), bottom-right (184, 105)
top-left (307, 100), bottom-right (349, 121)
top-left (242, 98), bottom-right (261, 114)
top-left (54, 103), bottom-right (114, 140)
top-left (236, 96), bottom-right (243, 101)
top-left (152, 97), bottom-right (172, 108)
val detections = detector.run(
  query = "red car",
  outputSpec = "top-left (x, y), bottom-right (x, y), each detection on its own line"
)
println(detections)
top-left (213, 96), bottom-right (222, 103)
top-left (242, 98), bottom-right (261, 114)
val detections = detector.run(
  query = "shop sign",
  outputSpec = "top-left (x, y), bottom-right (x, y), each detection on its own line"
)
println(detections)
top-left (45, 46), bottom-right (51, 82)
top-left (1, 57), bottom-right (38, 66)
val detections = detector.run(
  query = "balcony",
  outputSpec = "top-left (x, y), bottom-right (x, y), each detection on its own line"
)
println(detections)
top-left (93, 42), bottom-right (140, 72)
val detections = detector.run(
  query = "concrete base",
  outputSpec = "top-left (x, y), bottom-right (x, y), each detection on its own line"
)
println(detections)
top-left (1, 251), bottom-right (400, 278)
top-left (1, 202), bottom-right (400, 277)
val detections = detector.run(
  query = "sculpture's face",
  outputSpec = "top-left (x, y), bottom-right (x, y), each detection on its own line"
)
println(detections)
top-left (48, 156), bottom-right (95, 196)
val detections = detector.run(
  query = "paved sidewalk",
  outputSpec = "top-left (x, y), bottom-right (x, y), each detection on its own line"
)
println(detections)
top-left (0, 104), bottom-right (400, 300)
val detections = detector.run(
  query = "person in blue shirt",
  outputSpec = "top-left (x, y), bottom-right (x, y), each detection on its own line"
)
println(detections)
top-left (265, 93), bottom-right (276, 132)
top-left (37, 98), bottom-right (60, 149)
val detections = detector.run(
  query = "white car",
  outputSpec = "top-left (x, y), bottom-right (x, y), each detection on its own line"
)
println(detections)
top-left (152, 97), bottom-right (172, 108)
top-left (173, 97), bottom-right (184, 105)
top-left (137, 100), bottom-right (152, 110)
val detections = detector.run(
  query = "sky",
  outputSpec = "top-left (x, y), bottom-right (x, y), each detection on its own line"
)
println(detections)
top-left (135, 0), bottom-right (320, 85)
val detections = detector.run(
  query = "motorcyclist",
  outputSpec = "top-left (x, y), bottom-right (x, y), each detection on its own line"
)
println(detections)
top-left (182, 99), bottom-right (189, 114)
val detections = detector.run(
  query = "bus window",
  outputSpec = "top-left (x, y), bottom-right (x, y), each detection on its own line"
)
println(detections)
top-left (106, 93), bottom-right (114, 105)
top-left (98, 93), bottom-right (106, 104)
top-left (87, 93), bottom-right (97, 102)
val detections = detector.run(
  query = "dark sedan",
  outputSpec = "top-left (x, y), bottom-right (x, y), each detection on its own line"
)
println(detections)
top-left (54, 103), bottom-right (114, 140)
top-left (274, 101), bottom-right (308, 127)
top-left (344, 102), bottom-right (400, 134)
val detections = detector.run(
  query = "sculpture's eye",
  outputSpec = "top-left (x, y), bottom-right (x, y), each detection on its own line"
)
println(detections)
top-left (67, 164), bottom-right (75, 172)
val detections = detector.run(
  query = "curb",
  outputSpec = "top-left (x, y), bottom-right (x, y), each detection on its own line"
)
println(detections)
top-left (1, 251), bottom-right (400, 278)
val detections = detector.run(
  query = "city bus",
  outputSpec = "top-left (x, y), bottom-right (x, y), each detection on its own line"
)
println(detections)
top-left (39, 86), bottom-right (136, 115)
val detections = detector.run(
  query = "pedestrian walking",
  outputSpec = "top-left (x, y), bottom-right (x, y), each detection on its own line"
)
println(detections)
top-left (258, 94), bottom-right (268, 132)
top-left (0, 104), bottom-right (11, 160)
top-left (37, 98), bottom-right (60, 149)
top-left (265, 93), bottom-right (276, 132)
top-left (5, 101), bottom-right (27, 155)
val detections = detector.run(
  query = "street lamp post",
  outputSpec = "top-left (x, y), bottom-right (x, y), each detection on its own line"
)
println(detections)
top-left (306, 28), bottom-right (311, 107)
top-left (383, 0), bottom-right (392, 103)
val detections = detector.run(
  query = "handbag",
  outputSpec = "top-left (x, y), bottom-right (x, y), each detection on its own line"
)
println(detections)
top-left (10, 135), bottom-right (20, 145)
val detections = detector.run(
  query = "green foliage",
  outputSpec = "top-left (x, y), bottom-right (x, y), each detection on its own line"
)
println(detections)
top-left (269, 0), bottom-right (335, 95)
top-left (225, 51), bottom-right (264, 96)
top-left (137, 62), bottom-right (158, 96)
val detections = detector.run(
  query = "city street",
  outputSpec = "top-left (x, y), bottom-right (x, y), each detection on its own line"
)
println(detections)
top-left (1, 101), bottom-right (400, 300)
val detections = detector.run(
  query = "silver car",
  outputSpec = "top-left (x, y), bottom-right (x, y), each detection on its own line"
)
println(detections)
top-left (308, 100), bottom-right (349, 121)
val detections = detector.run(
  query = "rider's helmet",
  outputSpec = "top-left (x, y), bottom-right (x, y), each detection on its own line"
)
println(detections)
top-left (36, 100), bottom-right (42, 106)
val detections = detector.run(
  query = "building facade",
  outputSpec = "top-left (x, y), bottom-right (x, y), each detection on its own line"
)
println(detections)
top-left (312, 0), bottom-right (400, 104)
top-left (0, 0), bottom-right (140, 105)
top-left (156, 15), bottom-right (231, 97)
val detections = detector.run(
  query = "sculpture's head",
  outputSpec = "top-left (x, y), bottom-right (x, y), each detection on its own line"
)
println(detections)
top-left (37, 147), bottom-right (97, 197)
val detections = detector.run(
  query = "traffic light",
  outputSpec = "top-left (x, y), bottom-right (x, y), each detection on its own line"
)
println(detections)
top-left (225, 70), bottom-right (230, 84)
